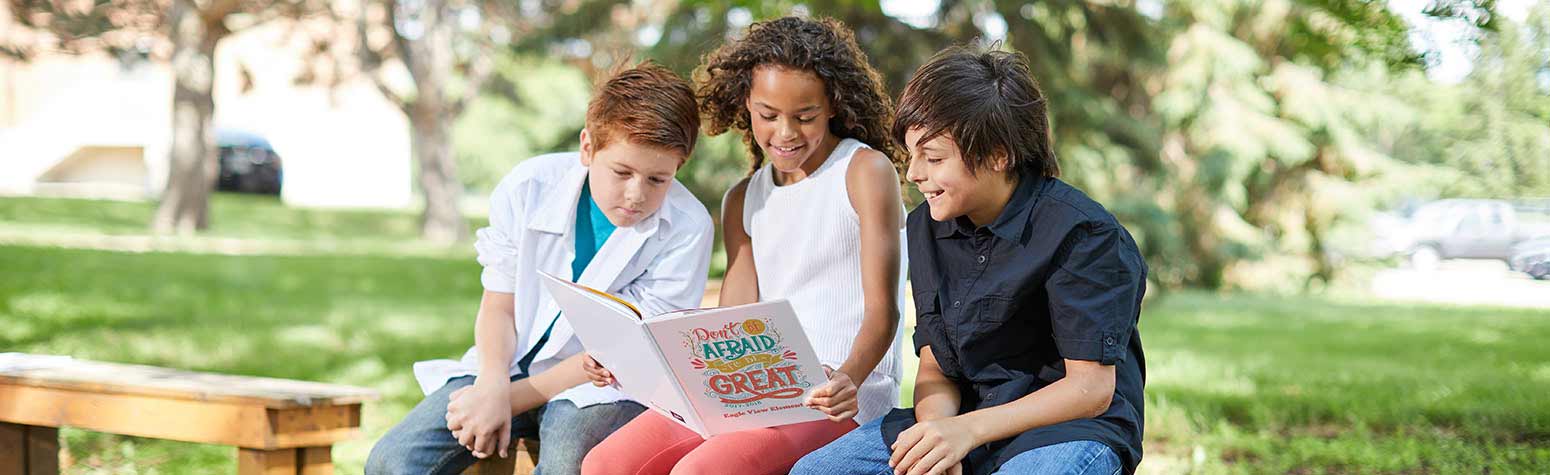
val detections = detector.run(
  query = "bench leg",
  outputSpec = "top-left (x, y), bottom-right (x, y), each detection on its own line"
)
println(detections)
top-left (1, 422), bottom-right (59, 475)
top-left (238, 448), bottom-right (296, 475)
top-left (299, 447), bottom-right (332, 475)
top-left (236, 447), bottom-right (332, 475)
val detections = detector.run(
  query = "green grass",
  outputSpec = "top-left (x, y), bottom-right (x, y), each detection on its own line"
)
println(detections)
top-left (1136, 292), bottom-right (1550, 474)
top-left (0, 193), bottom-right (486, 248)
top-left (3, 195), bottom-right (1550, 473)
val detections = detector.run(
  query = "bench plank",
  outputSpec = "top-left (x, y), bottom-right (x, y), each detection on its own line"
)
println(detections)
top-left (0, 383), bottom-right (277, 448)
top-left (0, 358), bottom-right (374, 409)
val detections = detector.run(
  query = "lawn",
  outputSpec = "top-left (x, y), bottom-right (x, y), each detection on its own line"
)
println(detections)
top-left (3, 196), bottom-right (1549, 473)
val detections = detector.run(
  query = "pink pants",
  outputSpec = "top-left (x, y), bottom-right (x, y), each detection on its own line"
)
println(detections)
top-left (579, 411), bottom-right (858, 475)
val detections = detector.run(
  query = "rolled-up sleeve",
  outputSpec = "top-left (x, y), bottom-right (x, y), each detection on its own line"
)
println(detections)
top-left (475, 177), bottom-right (524, 293)
top-left (1045, 223), bottom-right (1144, 365)
top-left (911, 292), bottom-right (941, 356)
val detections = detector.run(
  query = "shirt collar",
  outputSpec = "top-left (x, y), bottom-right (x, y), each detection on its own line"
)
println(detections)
top-left (987, 173), bottom-right (1044, 243)
top-left (928, 173), bottom-right (1045, 242)
top-left (529, 158), bottom-right (671, 235)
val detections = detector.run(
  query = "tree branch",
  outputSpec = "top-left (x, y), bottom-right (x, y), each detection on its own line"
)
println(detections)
top-left (370, 71), bottom-right (413, 116)
top-left (450, 51), bottom-right (493, 117)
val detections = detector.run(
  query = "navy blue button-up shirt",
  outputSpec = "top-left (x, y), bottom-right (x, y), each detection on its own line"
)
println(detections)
top-left (886, 174), bottom-right (1148, 474)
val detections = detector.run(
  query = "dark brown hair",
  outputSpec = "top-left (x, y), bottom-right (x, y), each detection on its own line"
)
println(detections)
top-left (893, 46), bottom-right (1060, 178)
top-left (696, 16), bottom-right (900, 173)
top-left (587, 61), bottom-right (700, 159)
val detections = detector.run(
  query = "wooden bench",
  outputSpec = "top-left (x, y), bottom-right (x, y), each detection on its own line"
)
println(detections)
top-left (0, 355), bottom-right (378, 475)
top-left (461, 439), bottom-right (540, 475)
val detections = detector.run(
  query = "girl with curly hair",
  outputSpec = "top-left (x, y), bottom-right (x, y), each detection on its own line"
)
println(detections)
top-left (579, 15), bottom-right (908, 475)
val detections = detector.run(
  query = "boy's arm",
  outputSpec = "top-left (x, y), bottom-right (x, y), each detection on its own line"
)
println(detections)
top-left (718, 178), bottom-right (759, 307)
top-left (891, 360), bottom-right (1114, 475)
top-left (458, 290), bottom-right (519, 458)
top-left (911, 346), bottom-right (961, 422)
top-left (955, 359), bottom-right (1114, 441)
top-left (452, 353), bottom-right (590, 416)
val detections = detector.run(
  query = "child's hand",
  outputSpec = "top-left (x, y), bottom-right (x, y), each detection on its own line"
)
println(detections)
top-left (889, 416), bottom-right (975, 475)
top-left (803, 365), bottom-right (859, 422)
top-left (582, 353), bottom-right (616, 387)
top-left (445, 378), bottom-right (512, 459)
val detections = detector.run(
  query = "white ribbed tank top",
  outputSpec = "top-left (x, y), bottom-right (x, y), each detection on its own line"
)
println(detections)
top-left (741, 138), bottom-right (905, 424)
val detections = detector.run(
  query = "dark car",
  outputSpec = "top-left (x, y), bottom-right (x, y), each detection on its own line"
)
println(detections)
top-left (216, 128), bottom-right (283, 195)
top-left (1509, 237), bottom-right (1550, 280)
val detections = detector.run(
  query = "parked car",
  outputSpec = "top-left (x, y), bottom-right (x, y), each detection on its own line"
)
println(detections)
top-left (1370, 199), bottom-right (1550, 270)
top-left (216, 128), bottom-right (283, 195)
top-left (1509, 237), bottom-right (1550, 280)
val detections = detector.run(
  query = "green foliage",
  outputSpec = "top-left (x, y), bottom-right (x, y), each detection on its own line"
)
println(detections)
top-left (1382, 3), bottom-right (1550, 200)
top-left (454, 57), bottom-right (592, 194)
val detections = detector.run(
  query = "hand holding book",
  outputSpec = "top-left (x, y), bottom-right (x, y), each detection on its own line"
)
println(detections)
top-left (582, 353), bottom-right (616, 387)
top-left (804, 364), bottom-right (860, 422)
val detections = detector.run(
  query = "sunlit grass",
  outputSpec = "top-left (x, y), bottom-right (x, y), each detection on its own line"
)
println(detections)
top-left (0, 193), bottom-right (486, 245)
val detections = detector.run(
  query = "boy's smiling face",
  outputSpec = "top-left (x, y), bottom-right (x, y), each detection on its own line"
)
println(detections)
top-left (579, 128), bottom-right (682, 227)
top-left (903, 128), bottom-right (1018, 226)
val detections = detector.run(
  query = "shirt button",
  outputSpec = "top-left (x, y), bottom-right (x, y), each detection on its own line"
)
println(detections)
top-left (952, 300), bottom-right (961, 308)
top-left (1105, 337), bottom-right (1116, 345)
top-left (977, 255), bottom-right (986, 263)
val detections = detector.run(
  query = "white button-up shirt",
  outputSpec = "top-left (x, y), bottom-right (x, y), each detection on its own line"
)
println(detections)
top-left (412, 152), bottom-right (714, 408)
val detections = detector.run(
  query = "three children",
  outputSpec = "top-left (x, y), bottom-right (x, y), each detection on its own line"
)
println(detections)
top-left (371, 17), bottom-right (1147, 475)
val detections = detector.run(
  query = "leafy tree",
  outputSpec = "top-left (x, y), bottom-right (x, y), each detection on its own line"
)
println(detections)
top-left (8, 0), bottom-right (333, 234)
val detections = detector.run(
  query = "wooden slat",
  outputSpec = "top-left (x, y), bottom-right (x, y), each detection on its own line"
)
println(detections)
top-left (1, 422), bottom-right (25, 472)
top-left (270, 427), bottom-right (362, 448)
top-left (464, 454), bottom-right (515, 475)
top-left (273, 405), bottom-right (358, 434)
top-left (0, 358), bottom-right (376, 409)
top-left (238, 448), bottom-right (298, 475)
top-left (26, 426), bottom-right (59, 475)
top-left (299, 447), bottom-right (332, 475)
top-left (463, 438), bottom-right (540, 475)
top-left (0, 384), bottom-right (365, 450)
top-left (0, 383), bottom-right (272, 448)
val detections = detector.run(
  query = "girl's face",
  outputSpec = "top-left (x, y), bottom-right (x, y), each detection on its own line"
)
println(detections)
top-left (746, 65), bottom-right (838, 176)
top-left (903, 128), bottom-right (1017, 226)
top-left (579, 129), bottom-right (682, 227)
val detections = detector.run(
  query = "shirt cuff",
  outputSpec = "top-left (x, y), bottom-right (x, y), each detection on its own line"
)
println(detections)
top-left (1054, 331), bottom-right (1125, 365)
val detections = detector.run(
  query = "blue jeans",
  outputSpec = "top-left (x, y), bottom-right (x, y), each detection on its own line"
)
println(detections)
top-left (790, 415), bottom-right (1122, 475)
top-left (366, 375), bottom-right (645, 475)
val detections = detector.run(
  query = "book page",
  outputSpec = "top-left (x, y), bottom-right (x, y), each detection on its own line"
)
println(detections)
top-left (642, 300), bottom-right (828, 437)
top-left (537, 272), bottom-right (701, 430)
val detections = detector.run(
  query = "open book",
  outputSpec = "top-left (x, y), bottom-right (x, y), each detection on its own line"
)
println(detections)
top-left (538, 271), bottom-right (828, 437)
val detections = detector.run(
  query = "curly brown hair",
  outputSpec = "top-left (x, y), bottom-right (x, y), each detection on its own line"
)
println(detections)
top-left (695, 16), bottom-right (900, 173)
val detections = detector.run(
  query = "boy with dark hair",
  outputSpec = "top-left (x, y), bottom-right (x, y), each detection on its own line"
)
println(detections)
top-left (793, 46), bottom-right (1148, 475)
top-left (367, 62), bottom-right (715, 475)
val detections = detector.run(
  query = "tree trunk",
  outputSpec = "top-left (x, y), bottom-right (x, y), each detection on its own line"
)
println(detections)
top-left (397, 0), bottom-right (468, 243)
top-left (1162, 132), bottom-right (1227, 288)
top-left (410, 104), bottom-right (467, 243)
top-left (152, 0), bottom-right (222, 235)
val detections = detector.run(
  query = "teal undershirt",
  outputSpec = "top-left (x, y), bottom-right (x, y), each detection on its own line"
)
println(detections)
top-left (571, 180), bottom-right (617, 280)
top-left (518, 179), bottom-right (615, 375)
